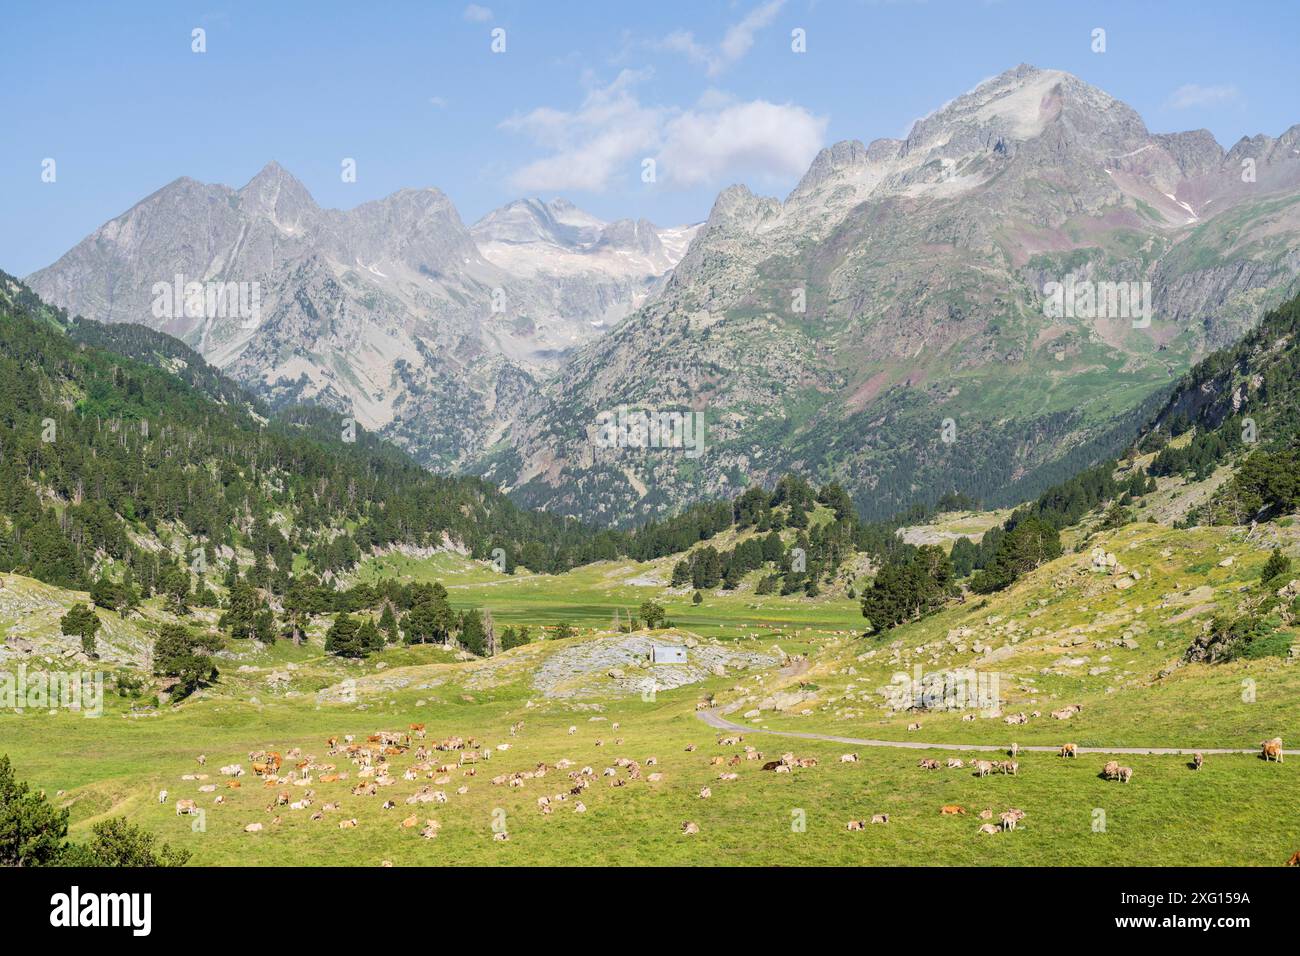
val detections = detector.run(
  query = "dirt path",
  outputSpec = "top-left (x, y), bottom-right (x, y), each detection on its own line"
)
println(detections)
top-left (695, 710), bottom-right (1292, 757)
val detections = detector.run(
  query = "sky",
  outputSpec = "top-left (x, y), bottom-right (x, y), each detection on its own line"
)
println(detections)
top-left (2, 0), bottom-right (1297, 277)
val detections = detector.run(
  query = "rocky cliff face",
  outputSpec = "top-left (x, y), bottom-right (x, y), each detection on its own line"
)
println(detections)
top-left (476, 65), bottom-right (1300, 525)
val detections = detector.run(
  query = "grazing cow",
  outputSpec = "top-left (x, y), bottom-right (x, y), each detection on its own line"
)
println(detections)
top-left (685, 744), bottom-right (697, 752)
top-left (1261, 737), bottom-right (1284, 763)
top-left (1059, 743), bottom-right (1078, 758)
top-left (175, 799), bottom-right (197, 816)
top-left (1117, 766), bottom-right (1133, 784)
top-left (840, 753), bottom-right (859, 763)
top-left (940, 805), bottom-right (966, 815)
top-left (681, 822), bottom-right (700, 835)
top-left (1010, 743), bottom-right (1019, 758)
top-left (339, 819), bottom-right (358, 829)
top-left (493, 831), bottom-right (510, 842)
top-left (870, 814), bottom-right (889, 825)
top-left (1102, 760), bottom-right (1121, 781)
top-left (977, 824), bottom-right (1000, 835)
top-left (157, 790), bottom-right (168, 804)
top-left (1000, 812), bottom-right (1019, 831)
top-left (1193, 752), bottom-right (1204, 771)
top-left (1000, 761), bottom-right (1019, 776)
top-left (698, 787), bottom-right (712, 799)
top-left (973, 760), bottom-right (993, 777)
top-left (196, 754), bottom-right (206, 767)
top-left (847, 820), bottom-right (865, 831)
top-left (575, 801), bottom-right (587, 813)
top-left (907, 722), bottom-right (922, 731)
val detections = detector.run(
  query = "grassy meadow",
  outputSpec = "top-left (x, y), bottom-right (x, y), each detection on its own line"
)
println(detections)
top-left (2, 518), bottom-right (1298, 866)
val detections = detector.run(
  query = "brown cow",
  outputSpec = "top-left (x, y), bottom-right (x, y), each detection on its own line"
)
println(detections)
top-left (1059, 743), bottom-right (1078, 758)
top-left (1262, 737), bottom-right (1284, 763)
top-left (940, 805), bottom-right (966, 815)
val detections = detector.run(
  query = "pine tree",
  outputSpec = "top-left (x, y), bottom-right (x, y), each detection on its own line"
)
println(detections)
top-left (282, 576), bottom-right (311, 646)
top-left (325, 613), bottom-right (364, 658)
top-left (1262, 547), bottom-right (1292, 585)
top-left (483, 610), bottom-right (498, 657)
top-left (459, 609), bottom-right (486, 655)
top-left (59, 603), bottom-right (101, 658)
top-left (152, 623), bottom-right (221, 698)
top-left (379, 602), bottom-right (399, 644)
top-left (358, 617), bottom-right (384, 653)
top-left (90, 574), bottom-right (122, 612)
top-left (221, 580), bottom-right (259, 640)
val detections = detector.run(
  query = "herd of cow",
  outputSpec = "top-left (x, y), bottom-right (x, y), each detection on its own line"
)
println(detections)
top-left (154, 722), bottom-right (1288, 856)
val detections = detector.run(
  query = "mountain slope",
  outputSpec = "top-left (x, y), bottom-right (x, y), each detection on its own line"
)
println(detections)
top-left (481, 65), bottom-right (1300, 526)
top-left (0, 270), bottom-right (633, 593)
top-left (25, 166), bottom-right (695, 470)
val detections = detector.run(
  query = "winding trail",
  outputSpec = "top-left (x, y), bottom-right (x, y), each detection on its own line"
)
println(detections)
top-left (696, 710), bottom-right (1292, 757)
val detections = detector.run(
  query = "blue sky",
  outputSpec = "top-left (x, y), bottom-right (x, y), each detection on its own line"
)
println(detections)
top-left (2, 0), bottom-right (1297, 277)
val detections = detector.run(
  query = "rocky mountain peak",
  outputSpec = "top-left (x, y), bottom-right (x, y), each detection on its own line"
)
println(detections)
top-left (237, 161), bottom-right (319, 229)
top-left (471, 197), bottom-right (605, 248)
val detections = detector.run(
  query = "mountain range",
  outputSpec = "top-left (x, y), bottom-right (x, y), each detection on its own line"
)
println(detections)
top-left (27, 65), bottom-right (1300, 526)
top-left (27, 166), bottom-right (697, 471)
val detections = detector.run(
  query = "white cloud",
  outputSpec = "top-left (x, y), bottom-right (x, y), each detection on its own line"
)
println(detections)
top-left (429, 96), bottom-right (448, 108)
top-left (462, 4), bottom-right (493, 23)
top-left (500, 69), bottom-right (826, 193)
top-left (1166, 83), bottom-right (1239, 109)
top-left (656, 0), bottom-right (786, 77)
top-left (659, 100), bottom-right (827, 187)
